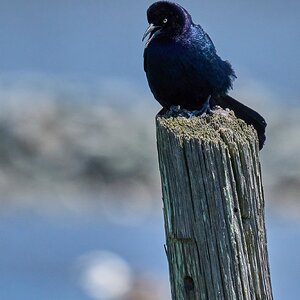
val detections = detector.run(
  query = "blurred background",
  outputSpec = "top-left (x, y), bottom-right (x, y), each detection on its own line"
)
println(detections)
top-left (0, 0), bottom-right (299, 299)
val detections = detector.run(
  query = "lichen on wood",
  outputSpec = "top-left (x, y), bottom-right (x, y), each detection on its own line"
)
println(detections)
top-left (156, 109), bottom-right (273, 300)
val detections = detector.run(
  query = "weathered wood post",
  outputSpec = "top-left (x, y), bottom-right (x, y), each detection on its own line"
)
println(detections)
top-left (156, 109), bottom-right (273, 300)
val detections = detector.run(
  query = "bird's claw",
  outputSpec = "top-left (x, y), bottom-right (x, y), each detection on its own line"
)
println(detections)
top-left (169, 105), bottom-right (181, 113)
top-left (167, 96), bottom-right (213, 118)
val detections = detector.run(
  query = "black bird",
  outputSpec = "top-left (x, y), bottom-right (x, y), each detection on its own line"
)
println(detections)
top-left (143, 1), bottom-right (266, 149)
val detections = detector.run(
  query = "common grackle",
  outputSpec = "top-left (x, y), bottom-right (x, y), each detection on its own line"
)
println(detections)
top-left (143, 1), bottom-right (266, 149)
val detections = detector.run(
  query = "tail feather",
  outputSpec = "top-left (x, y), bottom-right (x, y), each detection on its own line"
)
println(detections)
top-left (212, 95), bottom-right (266, 150)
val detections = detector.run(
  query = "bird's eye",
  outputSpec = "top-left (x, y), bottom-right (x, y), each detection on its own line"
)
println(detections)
top-left (163, 18), bottom-right (168, 24)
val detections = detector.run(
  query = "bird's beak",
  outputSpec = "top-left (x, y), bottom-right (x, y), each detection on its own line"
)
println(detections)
top-left (142, 23), bottom-right (162, 48)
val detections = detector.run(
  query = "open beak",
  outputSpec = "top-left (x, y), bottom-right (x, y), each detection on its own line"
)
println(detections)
top-left (142, 23), bottom-right (162, 48)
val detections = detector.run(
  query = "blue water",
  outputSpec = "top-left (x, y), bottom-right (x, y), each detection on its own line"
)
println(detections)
top-left (267, 217), bottom-right (300, 299)
top-left (0, 210), bottom-right (299, 299)
top-left (0, 212), bottom-right (167, 299)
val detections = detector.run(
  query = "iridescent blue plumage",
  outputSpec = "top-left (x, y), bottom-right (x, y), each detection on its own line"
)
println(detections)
top-left (144, 1), bottom-right (235, 109)
top-left (143, 1), bottom-right (266, 149)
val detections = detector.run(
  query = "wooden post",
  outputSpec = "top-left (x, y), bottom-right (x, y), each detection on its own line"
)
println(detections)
top-left (156, 109), bottom-right (273, 300)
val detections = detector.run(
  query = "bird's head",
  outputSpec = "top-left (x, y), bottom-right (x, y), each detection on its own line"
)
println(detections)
top-left (142, 1), bottom-right (193, 48)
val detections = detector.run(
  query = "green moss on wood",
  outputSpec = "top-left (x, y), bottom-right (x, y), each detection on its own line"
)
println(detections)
top-left (156, 109), bottom-right (258, 149)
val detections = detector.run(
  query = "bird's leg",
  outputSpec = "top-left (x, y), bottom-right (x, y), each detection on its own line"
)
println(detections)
top-left (169, 105), bottom-right (181, 114)
top-left (195, 95), bottom-right (212, 116)
top-left (201, 95), bottom-right (212, 113)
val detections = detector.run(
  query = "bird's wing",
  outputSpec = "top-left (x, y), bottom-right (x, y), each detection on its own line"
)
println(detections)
top-left (176, 30), bottom-right (235, 94)
top-left (194, 25), bottom-right (217, 55)
top-left (175, 42), bottom-right (215, 92)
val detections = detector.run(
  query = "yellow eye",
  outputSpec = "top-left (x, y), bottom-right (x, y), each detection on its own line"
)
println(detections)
top-left (163, 18), bottom-right (168, 24)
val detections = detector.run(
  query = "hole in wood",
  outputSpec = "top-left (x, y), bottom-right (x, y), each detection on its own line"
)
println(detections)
top-left (233, 207), bottom-right (239, 213)
top-left (184, 276), bottom-right (194, 292)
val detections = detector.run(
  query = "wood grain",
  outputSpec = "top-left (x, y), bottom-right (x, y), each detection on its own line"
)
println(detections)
top-left (156, 109), bottom-right (273, 300)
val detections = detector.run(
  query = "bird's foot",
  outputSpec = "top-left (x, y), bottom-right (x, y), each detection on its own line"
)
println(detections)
top-left (166, 105), bottom-right (183, 117)
top-left (166, 97), bottom-right (214, 118)
top-left (169, 105), bottom-right (181, 113)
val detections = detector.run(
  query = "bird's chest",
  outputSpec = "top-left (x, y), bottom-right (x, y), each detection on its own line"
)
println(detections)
top-left (146, 42), bottom-right (185, 83)
top-left (145, 41), bottom-right (203, 106)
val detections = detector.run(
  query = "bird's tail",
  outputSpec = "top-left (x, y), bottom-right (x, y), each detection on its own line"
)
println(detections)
top-left (212, 95), bottom-right (266, 150)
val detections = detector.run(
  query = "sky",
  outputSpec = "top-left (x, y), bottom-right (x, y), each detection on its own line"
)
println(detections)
top-left (0, 0), bottom-right (299, 100)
